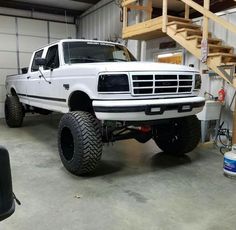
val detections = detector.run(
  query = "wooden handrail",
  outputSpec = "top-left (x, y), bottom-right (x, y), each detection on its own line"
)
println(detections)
top-left (180, 0), bottom-right (236, 35)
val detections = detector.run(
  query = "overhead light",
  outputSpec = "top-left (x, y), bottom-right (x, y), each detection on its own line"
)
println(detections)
top-left (158, 53), bottom-right (174, 58)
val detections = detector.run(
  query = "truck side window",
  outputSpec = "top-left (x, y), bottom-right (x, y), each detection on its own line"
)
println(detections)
top-left (31, 50), bottom-right (43, 72)
top-left (44, 45), bottom-right (59, 70)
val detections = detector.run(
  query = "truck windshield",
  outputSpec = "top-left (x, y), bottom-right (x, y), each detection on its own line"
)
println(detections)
top-left (63, 41), bottom-right (137, 64)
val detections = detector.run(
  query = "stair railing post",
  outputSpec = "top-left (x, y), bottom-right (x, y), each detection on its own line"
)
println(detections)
top-left (185, 4), bottom-right (190, 19)
top-left (162, 0), bottom-right (168, 33)
top-left (203, 0), bottom-right (210, 41)
top-left (201, 0), bottom-right (210, 63)
top-left (123, 5), bottom-right (128, 29)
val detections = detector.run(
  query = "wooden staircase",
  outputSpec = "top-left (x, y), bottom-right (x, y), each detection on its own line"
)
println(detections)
top-left (166, 18), bottom-right (236, 85)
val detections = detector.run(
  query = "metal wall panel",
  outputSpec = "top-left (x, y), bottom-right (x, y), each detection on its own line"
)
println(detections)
top-left (18, 36), bottom-right (48, 53)
top-left (18, 18), bottom-right (48, 37)
top-left (49, 22), bottom-right (76, 40)
top-left (0, 16), bottom-right (16, 34)
top-left (0, 34), bottom-right (17, 51)
top-left (19, 53), bottom-right (33, 69)
top-left (0, 52), bottom-right (17, 69)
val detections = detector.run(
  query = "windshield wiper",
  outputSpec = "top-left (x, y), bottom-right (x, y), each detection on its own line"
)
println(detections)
top-left (69, 57), bottom-right (104, 63)
top-left (105, 58), bottom-right (128, 62)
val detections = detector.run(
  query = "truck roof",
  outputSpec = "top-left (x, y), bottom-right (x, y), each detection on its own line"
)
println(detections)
top-left (34, 39), bottom-right (124, 52)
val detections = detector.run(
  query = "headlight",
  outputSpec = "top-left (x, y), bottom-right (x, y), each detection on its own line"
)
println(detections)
top-left (194, 74), bottom-right (202, 90)
top-left (98, 74), bottom-right (129, 93)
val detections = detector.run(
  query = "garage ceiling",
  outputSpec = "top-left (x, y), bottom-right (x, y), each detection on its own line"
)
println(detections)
top-left (0, 0), bottom-right (101, 16)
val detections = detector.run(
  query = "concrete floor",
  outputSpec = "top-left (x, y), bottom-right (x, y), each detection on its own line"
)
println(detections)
top-left (0, 115), bottom-right (236, 230)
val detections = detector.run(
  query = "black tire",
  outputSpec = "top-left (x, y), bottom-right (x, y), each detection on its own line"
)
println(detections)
top-left (153, 115), bottom-right (200, 155)
top-left (58, 111), bottom-right (103, 176)
top-left (5, 95), bottom-right (24, 128)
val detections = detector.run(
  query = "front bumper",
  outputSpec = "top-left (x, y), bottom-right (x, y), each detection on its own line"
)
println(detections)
top-left (93, 96), bottom-right (205, 121)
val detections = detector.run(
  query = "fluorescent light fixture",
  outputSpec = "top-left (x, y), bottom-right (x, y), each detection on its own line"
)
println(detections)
top-left (158, 53), bottom-right (174, 58)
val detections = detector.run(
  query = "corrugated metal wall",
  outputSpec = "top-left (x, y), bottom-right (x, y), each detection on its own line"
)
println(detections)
top-left (0, 14), bottom-right (76, 118)
top-left (79, 0), bottom-right (122, 41)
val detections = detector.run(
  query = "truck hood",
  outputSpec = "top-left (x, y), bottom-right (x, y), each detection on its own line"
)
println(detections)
top-left (94, 62), bottom-right (198, 73)
top-left (64, 61), bottom-right (198, 75)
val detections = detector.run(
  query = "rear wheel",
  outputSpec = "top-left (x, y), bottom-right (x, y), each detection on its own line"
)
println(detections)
top-left (153, 115), bottom-right (200, 155)
top-left (5, 95), bottom-right (24, 128)
top-left (58, 111), bottom-right (102, 176)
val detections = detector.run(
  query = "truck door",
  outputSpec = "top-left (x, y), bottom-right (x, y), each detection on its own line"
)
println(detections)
top-left (26, 49), bottom-right (44, 107)
top-left (38, 45), bottom-right (65, 111)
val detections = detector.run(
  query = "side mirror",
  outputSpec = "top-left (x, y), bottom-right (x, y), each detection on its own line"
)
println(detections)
top-left (0, 146), bottom-right (15, 221)
top-left (35, 57), bottom-right (46, 66)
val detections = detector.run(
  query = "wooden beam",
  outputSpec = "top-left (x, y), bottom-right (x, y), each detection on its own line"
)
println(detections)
top-left (147, 0), bottom-right (153, 20)
top-left (123, 6), bottom-right (128, 28)
top-left (162, 0), bottom-right (168, 33)
top-left (185, 4), bottom-right (190, 19)
top-left (122, 0), bottom-right (137, 7)
top-left (202, 0), bottom-right (209, 41)
top-left (180, 0), bottom-right (236, 35)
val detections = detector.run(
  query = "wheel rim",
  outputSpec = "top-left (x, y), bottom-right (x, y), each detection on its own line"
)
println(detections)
top-left (60, 127), bottom-right (74, 161)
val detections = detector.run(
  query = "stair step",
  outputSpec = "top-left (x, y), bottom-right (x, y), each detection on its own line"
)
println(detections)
top-left (176, 28), bottom-right (212, 37)
top-left (220, 62), bottom-right (236, 66)
top-left (208, 53), bottom-right (236, 63)
top-left (197, 44), bottom-right (234, 53)
top-left (186, 35), bottom-right (222, 45)
top-left (167, 21), bottom-right (200, 30)
top-left (168, 16), bottom-right (192, 23)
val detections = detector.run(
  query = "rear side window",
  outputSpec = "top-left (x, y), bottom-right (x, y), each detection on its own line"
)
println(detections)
top-left (31, 50), bottom-right (43, 72)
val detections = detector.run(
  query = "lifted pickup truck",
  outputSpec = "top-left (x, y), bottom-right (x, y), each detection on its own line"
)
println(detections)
top-left (5, 39), bottom-right (205, 175)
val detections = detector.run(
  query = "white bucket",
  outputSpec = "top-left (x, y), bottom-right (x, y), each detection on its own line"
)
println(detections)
top-left (224, 144), bottom-right (236, 178)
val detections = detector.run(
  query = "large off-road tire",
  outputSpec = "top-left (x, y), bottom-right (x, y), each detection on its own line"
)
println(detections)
top-left (5, 95), bottom-right (24, 128)
top-left (153, 115), bottom-right (201, 155)
top-left (58, 111), bottom-right (103, 176)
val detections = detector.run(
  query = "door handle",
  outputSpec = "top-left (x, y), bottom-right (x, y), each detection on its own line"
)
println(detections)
top-left (27, 76), bottom-right (31, 79)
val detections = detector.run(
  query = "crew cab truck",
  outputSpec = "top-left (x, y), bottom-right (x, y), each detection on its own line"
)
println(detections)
top-left (5, 39), bottom-right (205, 176)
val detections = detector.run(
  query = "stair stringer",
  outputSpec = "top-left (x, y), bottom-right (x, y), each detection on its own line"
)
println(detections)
top-left (166, 26), bottom-right (236, 87)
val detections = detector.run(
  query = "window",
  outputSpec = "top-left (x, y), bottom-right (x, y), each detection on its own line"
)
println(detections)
top-left (44, 45), bottom-right (59, 70)
top-left (31, 50), bottom-right (43, 72)
top-left (63, 41), bottom-right (136, 64)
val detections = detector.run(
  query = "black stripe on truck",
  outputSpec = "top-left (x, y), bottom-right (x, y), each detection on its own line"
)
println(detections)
top-left (18, 93), bottom-right (66, 102)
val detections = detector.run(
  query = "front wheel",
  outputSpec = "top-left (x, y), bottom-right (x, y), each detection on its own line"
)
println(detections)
top-left (153, 115), bottom-right (201, 155)
top-left (58, 111), bottom-right (103, 176)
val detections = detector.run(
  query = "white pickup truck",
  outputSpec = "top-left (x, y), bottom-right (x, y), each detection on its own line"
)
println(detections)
top-left (5, 39), bottom-right (205, 175)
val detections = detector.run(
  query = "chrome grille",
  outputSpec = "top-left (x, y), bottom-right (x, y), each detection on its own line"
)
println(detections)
top-left (131, 74), bottom-right (193, 96)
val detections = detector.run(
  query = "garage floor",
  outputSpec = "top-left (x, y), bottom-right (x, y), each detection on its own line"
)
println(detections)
top-left (0, 115), bottom-right (236, 230)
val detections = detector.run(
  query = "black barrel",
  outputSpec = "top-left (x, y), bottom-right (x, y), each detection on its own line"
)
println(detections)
top-left (0, 146), bottom-right (15, 221)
